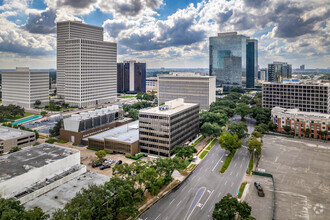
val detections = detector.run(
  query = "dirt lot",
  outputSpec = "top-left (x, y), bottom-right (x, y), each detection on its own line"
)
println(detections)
top-left (249, 135), bottom-right (330, 220)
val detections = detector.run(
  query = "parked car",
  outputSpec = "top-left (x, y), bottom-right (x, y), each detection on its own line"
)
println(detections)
top-left (143, 154), bottom-right (148, 157)
top-left (100, 164), bottom-right (111, 170)
top-left (254, 182), bottom-right (265, 197)
top-left (116, 160), bottom-right (122, 165)
top-left (92, 162), bottom-right (103, 168)
top-left (105, 159), bottom-right (115, 164)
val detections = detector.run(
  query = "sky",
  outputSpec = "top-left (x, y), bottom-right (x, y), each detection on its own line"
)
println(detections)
top-left (0, 0), bottom-right (329, 69)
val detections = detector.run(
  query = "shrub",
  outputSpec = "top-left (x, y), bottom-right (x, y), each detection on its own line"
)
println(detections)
top-left (126, 153), bottom-right (144, 160)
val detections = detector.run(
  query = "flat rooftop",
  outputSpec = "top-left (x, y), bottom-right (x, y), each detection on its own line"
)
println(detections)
top-left (0, 144), bottom-right (79, 183)
top-left (0, 126), bottom-right (35, 141)
top-left (272, 107), bottom-right (330, 119)
top-left (24, 171), bottom-right (110, 216)
top-left (88, 121), bottom-right (139, 143)
top-left (139, 99), bottom-right (198, 116)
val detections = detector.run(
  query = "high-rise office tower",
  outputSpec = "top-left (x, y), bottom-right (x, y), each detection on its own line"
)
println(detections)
top-left (268, 62), bottom-right (292, 82)
top-left (57, 21), bottom-right (104, 98)
top-left (209, 32), bottom-right (246, 90)
top-left (57, 21), bottom-right (117, 107)
top-left (300, 64), bottom-right (305, 70)
top-left (246, 39), bottom-right (258, 88)
top-left (117, 61), bottom-right (146, 93)
top-left (2, 67), bottom-right (49, 109)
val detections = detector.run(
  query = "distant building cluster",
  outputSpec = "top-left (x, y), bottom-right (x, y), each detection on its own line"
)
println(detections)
top-left (117, 61), bottom-right (146, 93)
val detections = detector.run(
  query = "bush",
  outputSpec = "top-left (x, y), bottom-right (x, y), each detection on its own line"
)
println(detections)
top-left (126, 153), bottom-right (144, 160)
top-left (45, 138), bottom-right (57, 144)
top-left (87, 147), bottom-right (101, 151)
top-left (219, 150), bottom-right (236, 173)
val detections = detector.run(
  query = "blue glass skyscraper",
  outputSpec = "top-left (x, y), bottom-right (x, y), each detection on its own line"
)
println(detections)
top-left (246, 39), bottom-right (258, 88)
top-left (209, 32), bottom-right (246, 90)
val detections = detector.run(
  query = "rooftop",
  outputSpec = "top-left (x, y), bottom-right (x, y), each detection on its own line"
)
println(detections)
top-left (0, 144), bottom-right (79, 183)
top-left (272, 107), bottom-right (330, 119)
top-left (0, 126), bottom-right (35, 141)
top-left (88, 120), bottom-right (139, 143)
top-left (159, 72), bottom-right (215, 78)
top-left (263, 82), bottom-right (330, 86)
top-left (139, 98), bottom-right (198, 116)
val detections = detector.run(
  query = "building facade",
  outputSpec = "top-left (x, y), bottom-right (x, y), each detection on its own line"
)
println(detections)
top-left (0, 126), bottom-right (36, 155)
top-left (139, 99), bottom-right (199, 157)
top-left (268, 62), bottom-right (292, 82)
top-left (57, 21), bottom-right (103, 98)
top-left (2, 67), bottom-right (49, 109)
top-left (158, 72), bottom-right (216, 110)
top-left (271, 107), bottom-right (330, 140)
top-left (262, 82), bottom-right (330, 114)
top-left (246, 39), bottom-right (258, 88)
top-left (259, 68), bottom-right (268, 81)
top-left (117, 61), bottom-right (146, 93)
top-left (209, 32), bottom-right (246, 90)
top-left (64, 39), bottom-right (117, 107)
top-left (146, 77), bottom-right (157, 91)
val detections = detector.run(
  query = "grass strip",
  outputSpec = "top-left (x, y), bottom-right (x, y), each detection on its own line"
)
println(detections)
top-left (238, 182), bottom-right (247, 199)
top-left (199, 150), bottom-right (209, 159)
top-left (246, 155), bottom-right (253, 174)
top-left (118, 95), bottom-right (135, 99)
top-left (207, 138), bottom-right (218, 150)
top-left (192, 135), bottom-right (204, 146)
top-left (219, 150), bottom-right (236, 173)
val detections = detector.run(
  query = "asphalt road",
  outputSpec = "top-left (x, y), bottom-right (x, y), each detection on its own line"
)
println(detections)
top-left (139, 116), bottom-right (255, 220)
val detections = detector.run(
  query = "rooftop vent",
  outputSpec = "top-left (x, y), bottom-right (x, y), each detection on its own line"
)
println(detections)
top-left (159, 105), bottom-right (169, 111)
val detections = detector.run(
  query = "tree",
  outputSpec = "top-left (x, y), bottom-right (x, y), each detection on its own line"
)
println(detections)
top-left (95, 150), bottom-right (106, 161)
top-left (251, 107), bottom-right (271, 125)
top-left (234, 103), bottom-right (251, 120)
top-left (171, 145), bottom-right (197, 160)
top-left (40, 111), bottom-right (47, 117)
top-left (49, 119), bottom-right (62, 137)
top-left (268, 121), bottom-right (278, 131)
top-left (239, 95), bottom-right (252, 105)
top-left (128, 108), bottom-right (139, 120)
top-left (34, 100), bottom-right (41, 107)
top-left (219, 131), bottom-right (242, 154)
top-left (246, 137), bottom-right (262, 157)
top-left (200, 111), bottom-right (228, 127)
top-left (212, 194), bottom-right (255, 220)
top-left (230, 87), bottom-right (245, 93)
top-left (228, 122), bottom-right (248, 139)
top-left (201, 122), bottom-right (222, 138)
top-left (283, 126), bottom-right (292, 134)
top-left (251, 131), bottom-right (262, 138)
top-left (123, 104), bottom-right (131, 112)
top-left (8, 146), bottom-right (21, 153)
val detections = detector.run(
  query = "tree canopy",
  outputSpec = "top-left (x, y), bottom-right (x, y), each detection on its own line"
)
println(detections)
top-left (201, 122), bottom-right (222, 138)
top-left (95, 150), bottom-right (106, 161)
top-left (171, 145), bottom-right (197, 160)
top-left (219, 131), bottom-right (242, 153)
top-left (0, 105), bottom-right (24, 122)
top-left (246, 137), bottom-right (262, 157)
top-left (228, 122), bottom-right (248, 139)
top-left (200, 111), bottom-right (228, 128)
top-left (234, 103), bottom-right (251, 120)
top-left (49, 119), bottom-right (62, 137)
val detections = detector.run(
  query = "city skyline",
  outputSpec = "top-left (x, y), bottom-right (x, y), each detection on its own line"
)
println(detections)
top-left (0, 0), bottom-right (329, 69)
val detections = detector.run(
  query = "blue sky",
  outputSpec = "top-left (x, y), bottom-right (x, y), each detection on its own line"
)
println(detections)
top-left (0, 0), bottom-right (329, 69)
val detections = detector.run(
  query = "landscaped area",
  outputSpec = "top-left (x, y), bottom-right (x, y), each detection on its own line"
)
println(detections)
top-left (118, 95), bottom-right (135, 99)
top-left (219, 150), bottom-right (236, 173)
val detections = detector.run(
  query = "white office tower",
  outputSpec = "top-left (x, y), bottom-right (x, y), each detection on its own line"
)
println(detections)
top-left (57, 21), bottom-right (117, 107)
top-left (2, 67), bottom-right (49, 109)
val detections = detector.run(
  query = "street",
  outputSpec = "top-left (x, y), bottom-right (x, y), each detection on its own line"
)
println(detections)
top-left (139, 117), bottom-right (255, 220)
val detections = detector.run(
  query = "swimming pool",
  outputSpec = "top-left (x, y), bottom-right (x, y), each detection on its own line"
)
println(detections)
top-left (12, 115), bottom-right (42, 125)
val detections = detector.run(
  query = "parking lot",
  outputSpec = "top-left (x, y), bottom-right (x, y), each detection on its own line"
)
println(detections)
top-left (25, 120), bottom-right (57, 135)
top-left (248, 135), bottom-right (330, 220)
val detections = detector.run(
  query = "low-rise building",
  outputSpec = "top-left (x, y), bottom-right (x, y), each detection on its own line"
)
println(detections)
top-left (139, 98), bottom-right (199, 157)
top-left (88, 120), bottom-right (139, 156)
top-left (271, 107), bottom-right (330, 140)
top-left (158, 72), bottom-right (216, 110)
top-left (0, 126), bottom-right (36, 154)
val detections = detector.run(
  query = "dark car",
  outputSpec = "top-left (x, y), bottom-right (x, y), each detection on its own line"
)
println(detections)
top-left (254, 182), bottom-right (265, 197)
top-left (100, 164), bottom-right (111, 170)
top-left (92, 162), bottom-right (103, 168)
top-left (115, 160), bottom-right (122, 165)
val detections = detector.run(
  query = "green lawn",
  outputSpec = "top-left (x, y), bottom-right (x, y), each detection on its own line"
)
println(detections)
top-left (199, 150), bottom-right (209, 159)
top-left (11, 112), bottom-right (36, 120)
top-left (192, 136), bottom-right (204, 146)
top-left (246, 155), bottom-right (253, 174)
top-left (219, 150), bottom-right (236, 173)
top-left (238, 182), bottom-right (247, 198)
top-left (207, 138), bottom-right (218, 150)
top-left (118, 95), bottom-right (135, 99)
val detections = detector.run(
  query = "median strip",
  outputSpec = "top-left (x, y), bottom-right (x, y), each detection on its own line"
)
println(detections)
top-left (219, 150), bottom-right (236, 173)
top-left (238, 182), bottom-right (247, 199)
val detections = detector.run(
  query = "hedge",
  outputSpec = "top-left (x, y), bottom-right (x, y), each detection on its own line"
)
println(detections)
top-left (246, 155), bottom-right (253, 174)
top-left (126, 153), bottom-right (144, 160)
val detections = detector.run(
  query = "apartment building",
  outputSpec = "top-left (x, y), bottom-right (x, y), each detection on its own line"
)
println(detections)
top-left (139, 98), bottom-right (199, 157)
top-left (158, 72), bottom-right (216, 110)
top-left (271, 107), bottom-right (330, 140)
top-left (2, 67), bottom-right (49, 109)
top-left (64, 39), bottom-right (117, 107)
top-left (0, 126), bottom-right (36, 154)
top-left (262, 82), bottom-right (330, 114)
top-left (117, 61), bottom-right (146, 93)
top-left (57, 21), bottom-right (103, 98)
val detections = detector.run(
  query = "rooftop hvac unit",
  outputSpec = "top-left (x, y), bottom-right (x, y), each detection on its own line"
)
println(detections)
top-left (71, 114), bottom-right (81, 121)
top-left (159, 105), bottom-right (169, 111)
top-left (88, 111), bottom-right (96, 117)
top-left (80, 112), bottom-right (89, 120)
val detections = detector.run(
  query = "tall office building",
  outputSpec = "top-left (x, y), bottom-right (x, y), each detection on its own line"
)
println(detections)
top-left (268, 62), bottom-right (292, 82)
top-left (259, 68), bottom-right (268, 81)
top-left (262, 82), bottom-right (330, 114)
top-left (2, 67), bottom-right (49, 108)
top-left (57, 21), bottom-right (117, 107)
top-left (209, 32), bottom-right (246, 90)
top-left (246, 39), bottom-right (258, 88)
top-left (117, 61), bottom-right (146, 93)
top-left (139, 98), bottom-right (199, 157)
top-left (300, 64), bottom-right (305, 70)
top-left (158, 72), bottom-right (216, 110)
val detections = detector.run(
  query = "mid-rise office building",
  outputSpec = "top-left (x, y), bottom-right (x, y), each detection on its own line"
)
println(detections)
top-left (158, 72), bottom-right (216, 110)
top-left (209, 32), bottom-right (246, 90)
top-left (271, 107), bottom-right (330, 140)
top-left (268, 62), bottom-right (292, 82)
top-left (117, 61), bottom-right (146, 93)
top-left (2, 67), bottom-right (49, 109)
top-left (262, 82), bottom-right (330, 114)
top-left (259, 68), bottom-right (268, 81)
top-left (57, 21), bottom-right (103, 98)
top-left (246, 39), bottom-right (258, 88)
top-left (139, 98), bottom-right (199, 157)
top-left (146, 77), bottom-right (157, 91)
top-left (64, 39), bottom-right (117, 107)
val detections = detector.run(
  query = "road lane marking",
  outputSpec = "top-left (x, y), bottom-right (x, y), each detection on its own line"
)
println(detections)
top-left (224, 180), bottom-right (227, 185)
top-left (155, 214), bottom-right (161, 220)
top-left (201, 190), bottom-right (214, 209)
top-left (184, 187), bottom-right (206, 220)
top-left (218, 192), bottom-right (221, 197)
top-left (212, 154), bottom-right (225, 171)
top-left (230, 171), bottom-right (233, 175)
top-left (231, 182), bottom-right (234, 187)
top-left (234, 163), bottom-right (237, 167)
top-left (188, 188), bottom-right (193, 193)
top-left (177, 200), bottom-right (182, 207)
top-left (169, 199), bottom-right (175, 205)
